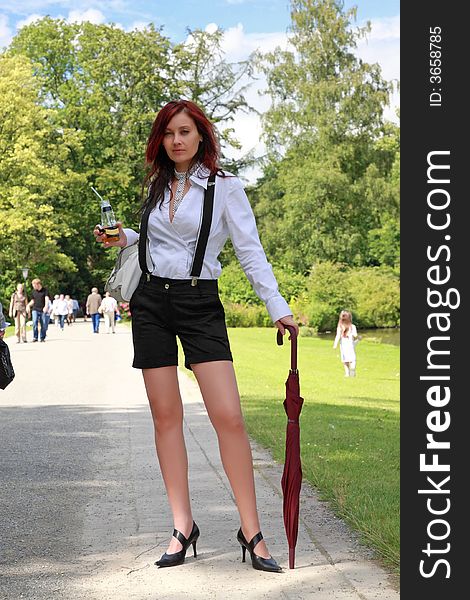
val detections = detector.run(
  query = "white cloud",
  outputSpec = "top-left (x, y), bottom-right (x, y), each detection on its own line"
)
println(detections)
top-left (364, 15), bottom-right (400, 42)
top-left (0, 13), bottom-right (13, 48)
top-left (205, 22), bottom-right (218, 34)
top-left (214, 17), bottom-right (399, 183)
top-left (357, 16), bottom-right (400, 122)
top-left (16, 13), bottom-right (44, 30)
top-left (357, 16), bottom-right (400, 83)
top-left (127, 21), bottom-right (151, 32)
top-left (221, 22), bottom-right (290, 63)
top-left (212, 23), bottom-right (292, 181)
top-left (67, 9), bottom-right (106, 25)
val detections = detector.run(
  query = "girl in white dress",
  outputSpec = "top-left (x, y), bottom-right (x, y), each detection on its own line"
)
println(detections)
top-left (333, 310), bottom-right (359, 377)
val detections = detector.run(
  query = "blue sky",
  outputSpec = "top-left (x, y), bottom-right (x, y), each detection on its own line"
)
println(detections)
top-left (1, 1), bottom-right (399, 44)
top-left (0, 1), bottom-right (399, 182)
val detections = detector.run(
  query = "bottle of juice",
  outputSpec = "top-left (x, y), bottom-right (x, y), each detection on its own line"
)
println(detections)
top-left (91, 186), bottom-right (120, 242)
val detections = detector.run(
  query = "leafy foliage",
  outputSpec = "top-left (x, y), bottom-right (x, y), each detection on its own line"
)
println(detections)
top-left (0, 54), bottom-right (83, 304)
top-left (348, 267), bottom-right (400, 328)
top-left (291, 261), bottom-right (399, 331)
top-left (2, 18), bottom-right (257, 303)
top-left (254, 0), bottom-right (399, 274)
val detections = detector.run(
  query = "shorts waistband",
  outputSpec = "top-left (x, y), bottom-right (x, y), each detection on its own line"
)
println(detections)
top-left (143, 275), bottom-right (219, 293)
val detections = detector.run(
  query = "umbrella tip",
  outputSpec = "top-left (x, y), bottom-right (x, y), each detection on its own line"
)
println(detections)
top-left (289, 547), bottom-right (296, 569)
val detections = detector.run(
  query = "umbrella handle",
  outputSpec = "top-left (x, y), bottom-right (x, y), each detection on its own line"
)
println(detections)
top-left (276, 325), bottom-right (298, 371)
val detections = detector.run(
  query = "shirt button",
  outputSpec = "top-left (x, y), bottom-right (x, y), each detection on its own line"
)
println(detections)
top-left (164, 283), bottom-right (170, 290)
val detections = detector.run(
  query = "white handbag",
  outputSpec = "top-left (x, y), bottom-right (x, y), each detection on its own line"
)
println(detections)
top-left (104, 239), bottom-right (154, 303)
top-left (104, 242), bottom-right (140, 303)
top-left (104, 197), bottom-right (154, 303)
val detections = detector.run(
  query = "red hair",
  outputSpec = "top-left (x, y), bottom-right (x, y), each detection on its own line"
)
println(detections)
top-left (142, 100), bottom-right (222, 211)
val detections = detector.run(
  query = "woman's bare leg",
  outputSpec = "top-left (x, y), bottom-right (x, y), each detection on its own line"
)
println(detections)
top-left (191, 360), bottom-right (271, 558)
top-left (143, 366), bottom-right (193, 554)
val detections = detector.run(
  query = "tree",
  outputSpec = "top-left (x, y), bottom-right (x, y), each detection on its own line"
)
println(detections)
top-left (260, 0), bottom-right (392, 157)
top-left (253, 0), bottom-right (398, 273)
top-left (5, 18), bottom-right (257, 297)
top-left (175, 27), bottom-right (257, 173)
top-left (0, 54), bottom-right (83, 303)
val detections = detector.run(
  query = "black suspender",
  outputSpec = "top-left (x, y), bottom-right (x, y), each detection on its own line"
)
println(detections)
top-left (190, 173), bottom-right (216, 285)
top-left (138, 172), bottom-right (216, 283)
top-left (138, 201), bottom-right (153, 275)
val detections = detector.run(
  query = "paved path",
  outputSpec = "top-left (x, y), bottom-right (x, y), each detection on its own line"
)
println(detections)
top-left (0, 321), bottom-right (399, 599)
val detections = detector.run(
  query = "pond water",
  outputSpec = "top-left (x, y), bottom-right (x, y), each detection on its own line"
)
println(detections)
top-left (316, 328), bottom-right (400, 346)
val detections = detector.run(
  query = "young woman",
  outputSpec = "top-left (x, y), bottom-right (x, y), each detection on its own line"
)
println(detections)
top-left (8, 283), bottom-right (29, 343)
top-left (94, 99), bottom-right (298, 572)
top-left (333, 310), bottom-right (359, 377)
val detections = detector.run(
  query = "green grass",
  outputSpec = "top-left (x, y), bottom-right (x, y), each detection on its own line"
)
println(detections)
top-left (226, 328), bottom-right (400, 572)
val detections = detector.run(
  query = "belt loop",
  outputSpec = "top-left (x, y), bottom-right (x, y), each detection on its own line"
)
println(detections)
top-left (191, 277), bottom-right (198, 287)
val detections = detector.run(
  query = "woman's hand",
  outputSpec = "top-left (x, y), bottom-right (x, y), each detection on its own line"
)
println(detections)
top-left (93, 222), bottom-right (127, 249)
top-left (275, 315), bottom-right (299, 339)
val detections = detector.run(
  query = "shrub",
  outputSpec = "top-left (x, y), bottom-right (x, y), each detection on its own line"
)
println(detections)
top-left (272, 265), bottom-right (307, 303)
top-left (291, 262), bottom-right (400, 332)
top-left (348, 267), bottom-right (400, 328)
top-left (219, 263), bottom-right (260, 305)
top-left (219, 261), bottom-right (306, 308)
top-left (293, 262), bottom-right (355, 332)
top-left (224, 303), bottom-right (272, 327)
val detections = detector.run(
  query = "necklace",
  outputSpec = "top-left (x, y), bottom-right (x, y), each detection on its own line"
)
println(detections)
top-left (172, 163), bottom-right (199, 217)
top-left (172, 169), bottom-right (186, 218)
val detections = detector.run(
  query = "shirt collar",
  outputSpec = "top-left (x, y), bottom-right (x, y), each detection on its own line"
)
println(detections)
top-left (189, 164), bottom-right (211, 189)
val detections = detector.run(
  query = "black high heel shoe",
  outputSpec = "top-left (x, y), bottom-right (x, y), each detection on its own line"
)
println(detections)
top-left (237, 528), bottom-right (282, 573)
top-left (155, 521), bottom-right (200, 568)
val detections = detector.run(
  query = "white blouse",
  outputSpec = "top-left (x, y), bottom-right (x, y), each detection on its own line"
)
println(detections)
top-left (123, 166), bottom-right (291, 323)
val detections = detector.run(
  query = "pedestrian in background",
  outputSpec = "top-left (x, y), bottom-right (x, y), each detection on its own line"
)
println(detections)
top-left (55, 294), bottom-right (69, 331)
top-left (71, 298), bottom-right (79, 322)
top-left (333, 310), bottom-right (360, 377)
top-left (27, 278), bottom-right (50, 343)
top-left (65, 294), bottom-right (73, 326)
top-left (51, 295), bottom-right (60, 327)
top-left (99, 291), bottom-right (118, 334)
top-left (44, 294), bottom-right (54, 331)
top-left (86, 287), bottom-right (102, 333)
top-left (8, 283), bottom-right (29, 343)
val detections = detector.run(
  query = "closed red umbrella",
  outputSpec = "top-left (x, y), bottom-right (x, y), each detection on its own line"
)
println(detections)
top-left (277, 325), bottom-right (304, 569)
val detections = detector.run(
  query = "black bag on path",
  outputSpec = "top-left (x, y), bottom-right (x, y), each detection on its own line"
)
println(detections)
top-left (0, 339), bottom-right (15, 390)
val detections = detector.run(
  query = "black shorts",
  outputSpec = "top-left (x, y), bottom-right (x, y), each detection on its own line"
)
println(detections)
top-left (130, 276), bottom-right (233, 370)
